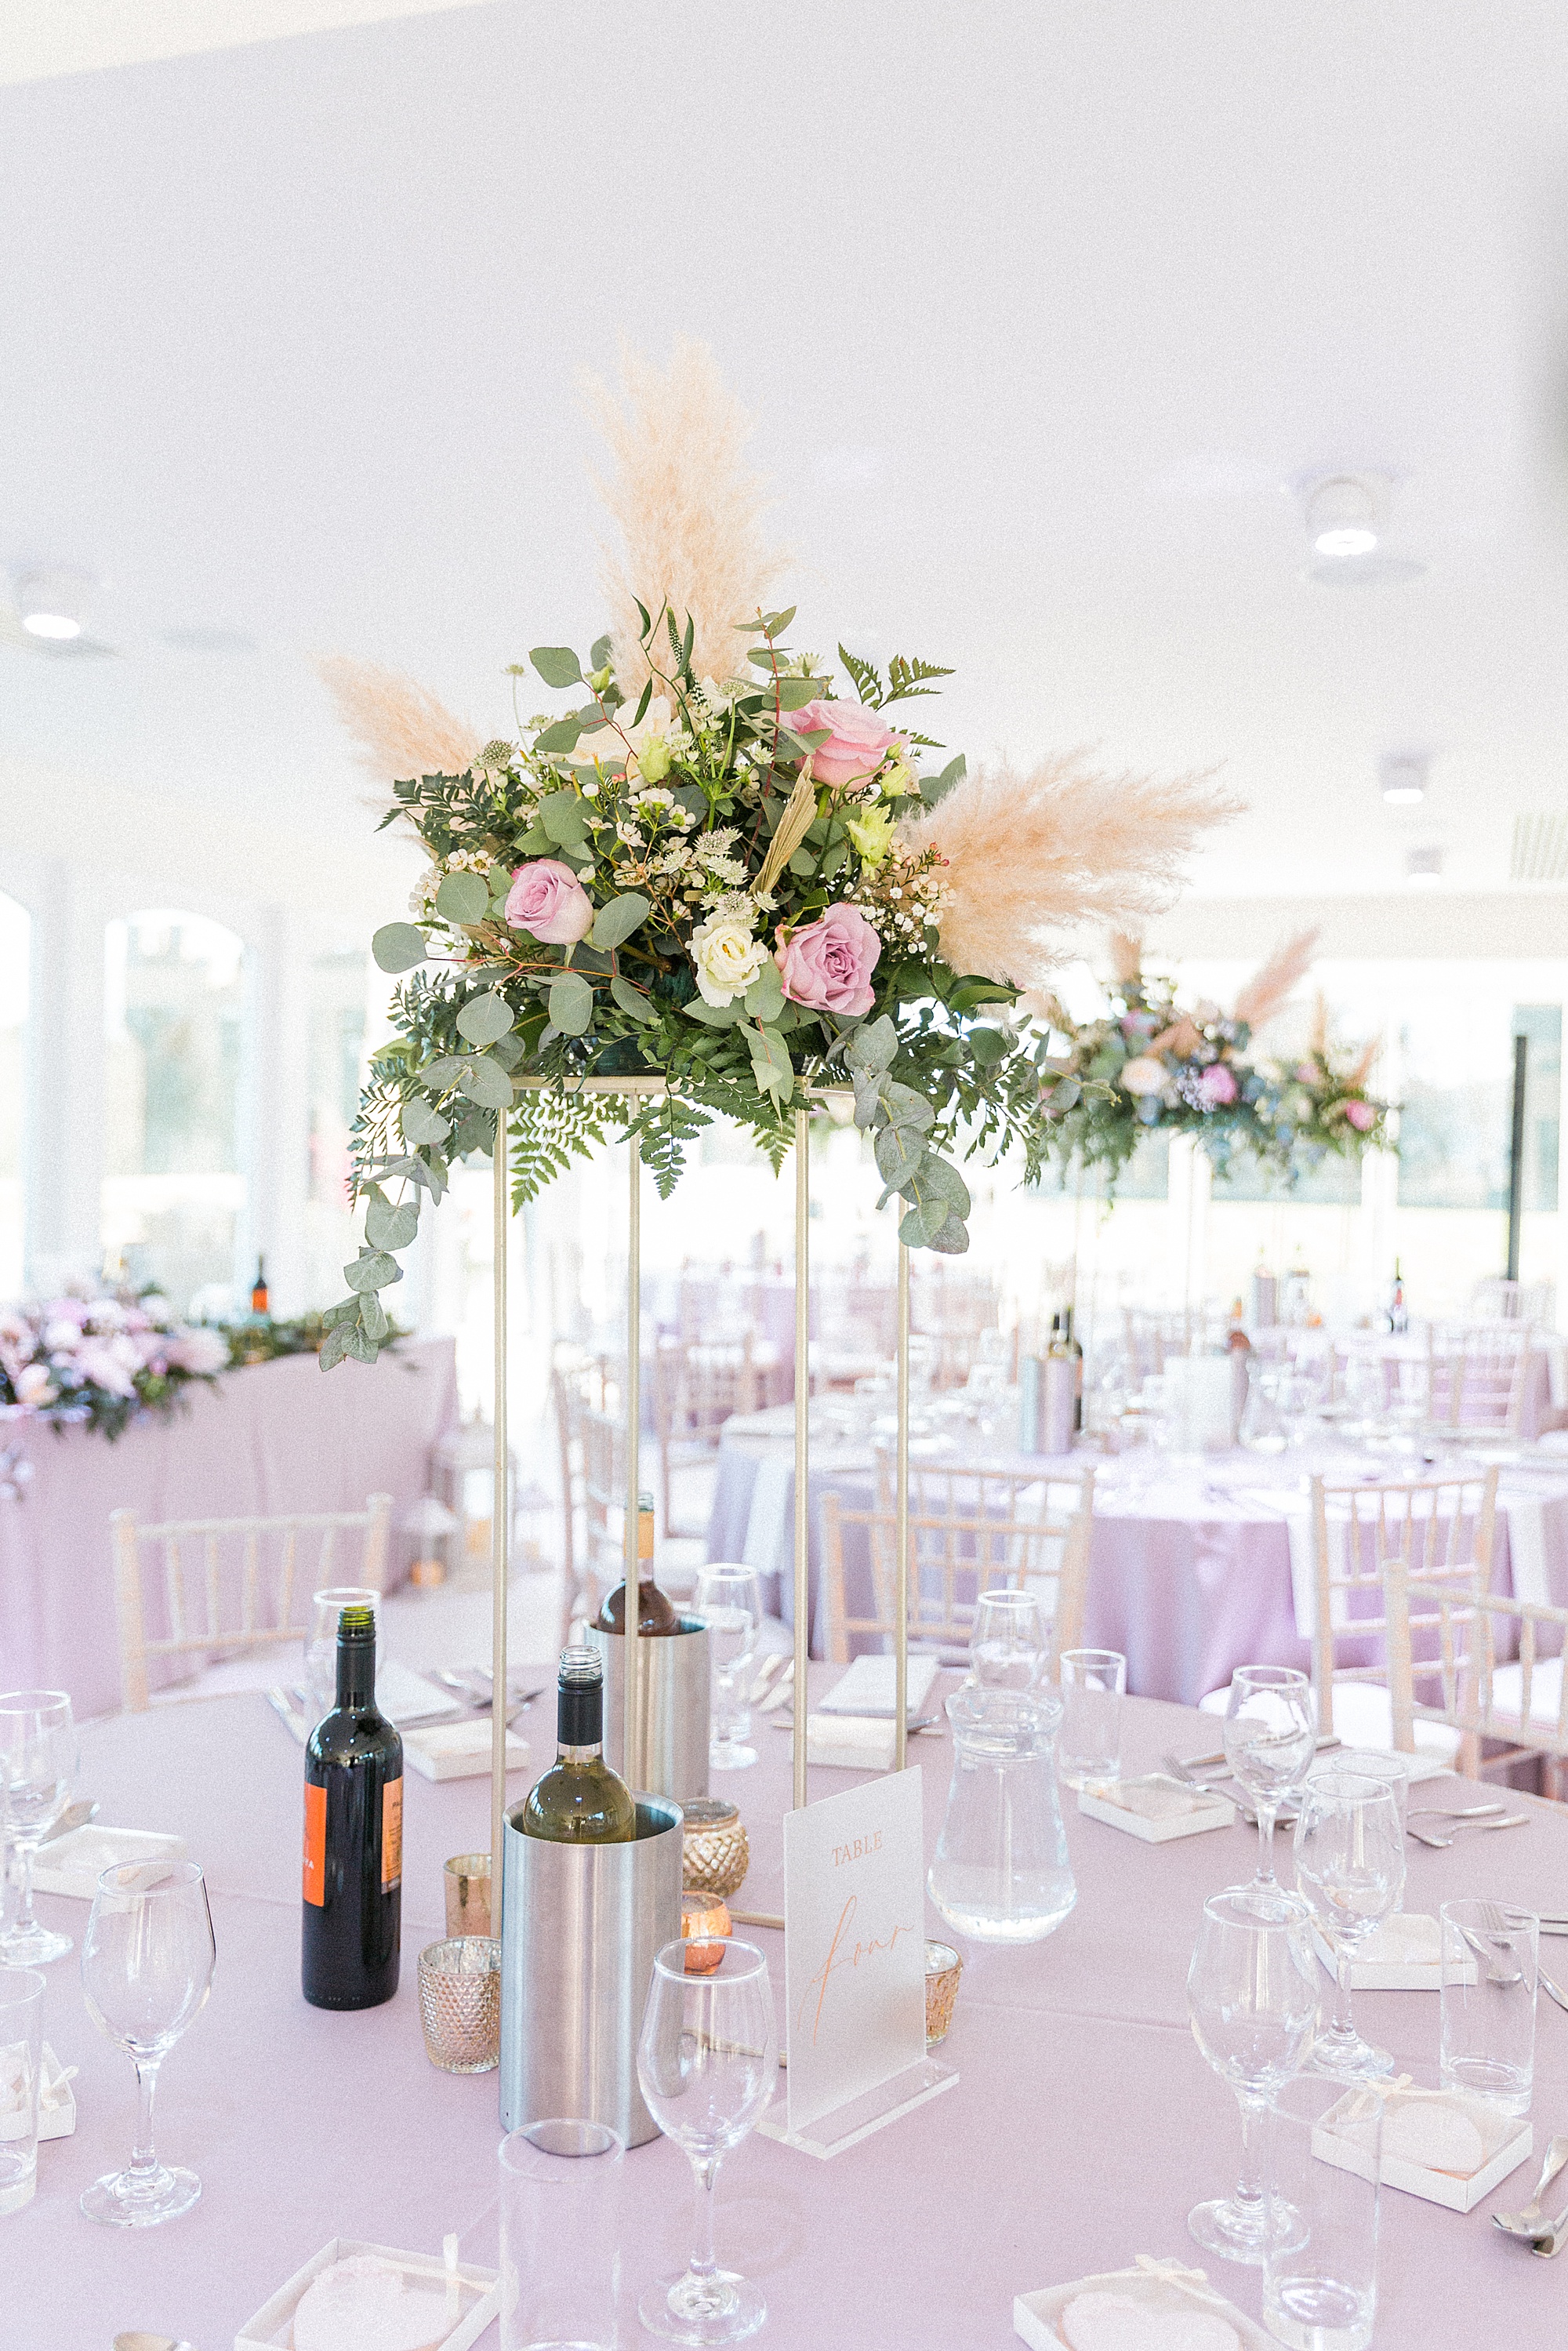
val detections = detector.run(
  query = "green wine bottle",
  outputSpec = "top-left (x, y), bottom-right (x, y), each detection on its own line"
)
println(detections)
top-left (520, 1648), bottom-right (637, 1844)
top-left (301, 1604), bottom-right (402, 2009)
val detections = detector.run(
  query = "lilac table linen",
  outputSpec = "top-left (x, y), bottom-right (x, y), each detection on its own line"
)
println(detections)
top-left (0, 1337), bottom-right (458, 1717)
top-left (14, 1681), bottom-right (1568, 2348)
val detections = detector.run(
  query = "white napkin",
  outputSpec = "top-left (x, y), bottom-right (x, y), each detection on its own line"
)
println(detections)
top-left (818, 1655), bottom-right (939, 1716)
top-left (802, 1713), bottom-right (898, 1771)
top-left (1353, 1913), bottom-right (1440, 1968)
top-left (292, 2255), bottom-right (456, 2351)
top-left (1095, 1777), bottom-right (1216, 1822)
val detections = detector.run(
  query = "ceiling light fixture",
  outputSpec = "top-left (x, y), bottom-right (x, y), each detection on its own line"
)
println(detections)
top-left (14, 566), bottom-right (92, 640)
top-left (1308, 476), bottom-right (1380, 559)
top-left (1406, 845), bottom-right (1443, 886)
top-left (1380, 752), bottom-right (1429, 806)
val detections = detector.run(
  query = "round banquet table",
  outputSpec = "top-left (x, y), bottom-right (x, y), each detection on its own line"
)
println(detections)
top-left (707, 1410), bottom-right (1568, 1702)
top-left (13, 1679), bottom-right (1568, 2349)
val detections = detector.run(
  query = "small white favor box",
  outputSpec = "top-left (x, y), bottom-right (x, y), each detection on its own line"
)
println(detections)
top-left (1015, 2261), bottom-right (1274, 2350)
top-left (403, 1718), bottom-right (531, 1782)
top-left (1314, 2085), bottom-right (1531, 2213)
top-left (1310, 1915), bottom-right (1475, 1993)
top-left (235, 2238), bottom-right (498, 2351)
top-left (1076, 1774), bottom-right (1236, 1843)
top-left (33, 1823), bottom-right (187, 1901)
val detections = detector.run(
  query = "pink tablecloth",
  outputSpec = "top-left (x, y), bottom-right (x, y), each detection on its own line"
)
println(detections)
top-left (0, 1336), bottom-right (458, 1718)
top-left (13, 1677), bottom-right (1568, 2347)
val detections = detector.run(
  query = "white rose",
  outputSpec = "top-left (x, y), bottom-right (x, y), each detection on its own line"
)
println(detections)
top-left (691, 911), bottom-right (767, 1007)
top-left (1120, 1055), bottom-right (1167, 1098)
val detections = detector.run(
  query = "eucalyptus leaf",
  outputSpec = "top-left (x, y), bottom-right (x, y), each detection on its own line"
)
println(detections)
top-left (549, 971), bottom-right (594, 1036)
top-left (612, 975), bottom-right (660, 1023)
top-left (898, 1199), bottom-right (950, 1249)
top-left (488, 1032), bottom-right (524, 1071)
top-left (359, 1291), bottom-right (390, 1344)
top-left (590, 633), bottom-right (614, 669)
top-left (589, 892), bottom-right (652, 952)
top-left (416, 1056), bottom-right (469, 1089)
top-left (539, 790), bottom-right (590, 846)
top-left (920, 754), bottom-right (966, 808)
top-left (371, 922), bottom-right (428, 974)
top-left (1044, 1076), bottom-right (1082, 1110)
top-left (343, 1324), bottom-right (379, 1363)
top-left (684, 998), bottom-right (744, 1029)
top-left (967, 1024), bottom-right (1009, 1067)
top-left (742, 962), bottom-right (785, 1023)
top-left (365, 1197), bottom-right (419, 1250)
top-left (882, 1082), bottom-right (935, 1135)
top-left (852, 1072), bottom-right (890, 1129)
top-left (457, 1054), bottom-right (515, 1110)
top-left (775, 678), bottom-right (819, 710)
top-left (456, 992), bottom-right (515, 1047)
top-left (912, 1154), bottom-right (972, 1216)
top-left (452, 1107), bottom-right (495, 1156)
top-left (345, 1250), bottom-right (403, 1294)
top-left (321, 1295), bottom-right (361, 1329)
top-left (535, 718), bottom-right (583, 756)
top-left (318, 1323), bottom-right (354, 1371)
top-left (531, 645), bottom-right (583, 689)
top-left (873, 1124), bottom-right (927, 1190)
top-left (516, 824), bottom-right (553, 855)
top-left (845, 1016), bottom-right (898, 1076)
top-left (746, 1023), bottom-right (794, 1101)
top-left (435, 870), bottom-right (489, 925)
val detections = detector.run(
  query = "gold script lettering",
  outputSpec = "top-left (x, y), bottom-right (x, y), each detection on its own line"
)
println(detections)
top-left (798, 1894), bottom-right (918, 2045)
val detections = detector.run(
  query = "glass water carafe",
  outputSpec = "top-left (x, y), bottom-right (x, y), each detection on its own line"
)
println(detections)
top-left (927, 1683), bottom-right (1076, 1944)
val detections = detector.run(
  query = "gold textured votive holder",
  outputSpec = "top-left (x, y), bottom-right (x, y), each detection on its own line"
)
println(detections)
top-left (444, 1851), bottom-right (492, 1939)
top-left (924, 1939), bottom-right (963, 2047)
top-left (681, 1797), bottom-right (750, 1900)
top-left (418, 1936), bottom-right (501, 2073)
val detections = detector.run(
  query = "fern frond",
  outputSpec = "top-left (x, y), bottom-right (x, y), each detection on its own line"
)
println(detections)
top-left (837, 645), bottom-right (884, 707)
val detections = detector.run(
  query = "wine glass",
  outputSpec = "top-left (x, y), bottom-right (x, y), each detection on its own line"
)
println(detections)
top-left (79, 1859), bottom-right (216, 2226)
top-left (694, 1567), bottom-right (761, 1772)
top-left (636, 1937), bottom-right (777, 2343)
top-left (0, 1690), bottom-right (78, 1966)
top-left (1187, 1884), bottom-right (1319, 2265)
top-left (970, 1589), bottom-right (1048, 1691)
top-left (303, 1587), bottom-right (380, 1720)
top-left (1292, 1769), bottom-right (1404, 2082)
top-left (1223, 1666), bottom-right (1316, 1902)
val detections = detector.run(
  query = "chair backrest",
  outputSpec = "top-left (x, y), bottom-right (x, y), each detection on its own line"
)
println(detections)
top-left (822, 1464), bottom-right (1096, 1668)
top-left (1470, 1277), bottom-right (1552, 1328)
top-left (1307, 1467), bottom-right (1498, 1737)
top-left (1428, 1324), bottom-right (1531, 1436)
top-left (1385, 1558), bottom-right (1568, 1762)
top-left (654, 1335), bottom-right (767, 1448)
top-left (111, 1493), bottom-right (392, 1712)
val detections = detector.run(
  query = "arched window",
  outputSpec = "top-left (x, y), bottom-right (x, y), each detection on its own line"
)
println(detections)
top-left (102, 911), bottom-right (248, 1311)
top-left (0, 891), bottom-right (30, 1297)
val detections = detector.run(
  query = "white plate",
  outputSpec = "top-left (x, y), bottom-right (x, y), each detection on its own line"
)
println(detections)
top-left (32, 1824), bottom-right (187, 1901)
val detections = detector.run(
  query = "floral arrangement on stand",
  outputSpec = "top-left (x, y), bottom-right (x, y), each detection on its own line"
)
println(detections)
top-left (316, 342), bottom-right (1236, 1369)
top-left (0, 1291), bottom-right (230, 1442)
top-left (1029, 934), bottom-right (1392, 1191)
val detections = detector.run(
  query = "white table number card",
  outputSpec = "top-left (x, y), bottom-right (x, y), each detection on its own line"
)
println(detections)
top-left (761, 1765), bottom-right (956, 2159)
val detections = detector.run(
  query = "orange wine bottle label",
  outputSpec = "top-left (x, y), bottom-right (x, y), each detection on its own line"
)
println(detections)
top-left (302, 1782), bottom-right (326, 1906)
top-left (381, 1775), bottom-right (403, 1890)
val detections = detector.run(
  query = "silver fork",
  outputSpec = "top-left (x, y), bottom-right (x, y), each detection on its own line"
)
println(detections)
top-left (1494, 2135), bottom-right (1568, 2240)
top-left (1407, 1814), bottom-right (1530, 1849)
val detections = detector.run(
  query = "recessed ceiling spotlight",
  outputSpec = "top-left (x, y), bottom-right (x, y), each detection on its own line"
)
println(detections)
top-left (1308, 476), bottom-right (1380, 559)
top-left (14, 566), bottom-right (93, 640)
top-left (1381, 752), bottom-right (1430, 806)
top-left (1406, 845), bottom-right (1443, 886)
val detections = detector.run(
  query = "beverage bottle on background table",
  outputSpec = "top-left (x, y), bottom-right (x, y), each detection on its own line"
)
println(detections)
top-left (1042, 1314), bottom-right (1076, 1455)
top-left (301, 1604), bottom-right (401, 2010)
top-left (251, 1255), bottom-right (269, 1316)
top-left (1062, 1305), bottom-right (1084, 1432)
top-left (520, 1648), bottom-right (637, 1844)
top-left (1387, 1259), bottom-right (1407, 1335)
top-left (594, 1491), bottom-right (681, 1636)
top-left (1250, 1252), bottom-right (1277, 1332)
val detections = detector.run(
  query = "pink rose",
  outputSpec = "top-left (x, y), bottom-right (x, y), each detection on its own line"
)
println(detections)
top-left (775, 903), bottom-right (881, 1018)
top-left (1198, 1062), bottom-right (1239, 1107)
top-left (504, 858), bottom-right (594, 945)
top-left (790, 699), bottom-right (902, 789)
top-left (1345, 1099), bottom-right (1376, 1132)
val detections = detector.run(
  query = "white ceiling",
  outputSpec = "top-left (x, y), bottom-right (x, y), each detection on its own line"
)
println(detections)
top-left (6, 0), bottom-right (1568, 921)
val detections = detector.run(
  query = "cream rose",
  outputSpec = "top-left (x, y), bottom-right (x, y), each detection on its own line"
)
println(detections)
top-left (691, 910), bottom-right (767, 1007)
top-left (1120, 1056), bottom-right (1167, 1098)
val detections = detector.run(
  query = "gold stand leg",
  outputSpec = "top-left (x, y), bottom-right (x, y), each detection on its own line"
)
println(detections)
top-left (793, 1104), bottom-right (809, 1813)
top-left (895, 1241), bottom-right (910, 1772)
top-left (490, 1110), bottom-right (510, 1926)
top-left (626, 1136), bottom-right (641, 1790)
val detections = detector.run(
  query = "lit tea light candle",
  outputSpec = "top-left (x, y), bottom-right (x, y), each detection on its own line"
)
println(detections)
top-left (681, 1894), bottom-right (732, 1975)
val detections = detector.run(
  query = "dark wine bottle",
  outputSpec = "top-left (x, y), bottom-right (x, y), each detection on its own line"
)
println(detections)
top-left (594, 1489), bottom-right (681, 1636)
top-left (520, 1648), bottom-right (637, 1844)
top-left (302, 1604), bottom-right (401, 2009)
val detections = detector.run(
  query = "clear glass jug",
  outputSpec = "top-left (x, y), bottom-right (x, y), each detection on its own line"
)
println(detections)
top-left (927, 1682), bottom-right (1076, 1944)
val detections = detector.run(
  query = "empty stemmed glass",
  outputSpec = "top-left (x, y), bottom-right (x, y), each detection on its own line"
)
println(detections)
top-left (1293, 1769), bottom-right (1404, 2082)
top-left (636, 1938), bottom-right (777, 2344)
top-left (695, 1566), bottom-right (762, 1771)
top-left (1223, 1666), bottom-right (1316, 1904)
top-left (0, 1690), bottom-right (78, 1966)
top-left (970, 1589), bottom-right (1049, 1691)
top-left (1187, 1885), bottom-right (1319, 2265)
top-left (80, 1859), bottom-right (216, 2225)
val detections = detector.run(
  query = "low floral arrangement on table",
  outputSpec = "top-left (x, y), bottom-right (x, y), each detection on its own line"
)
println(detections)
top-left (315, 341), bottom-right (1236, 1370)
top-left (1030, 935), bottom-right (1392, 1190)
top-left (0, 1291), bottom-right (230, 1442)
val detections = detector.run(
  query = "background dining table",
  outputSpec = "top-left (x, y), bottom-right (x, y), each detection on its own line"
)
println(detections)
top-left (707, 1406), bottom-right (1568, 1702)
top-left (13, 1673), bottom-right (1568, 2349)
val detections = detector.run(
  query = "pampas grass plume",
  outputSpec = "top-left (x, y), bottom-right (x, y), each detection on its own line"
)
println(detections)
top-left (1232, 929), bottom-right (1319, 1034)
top-left (1108, 932), bottom-right (1144, 987)
top-left (583, 339), bottom-right (788, 699)
top-left (899, 751), bottom-right (1238, 990)
top-left (316, 656), bottom-right (484, 783)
